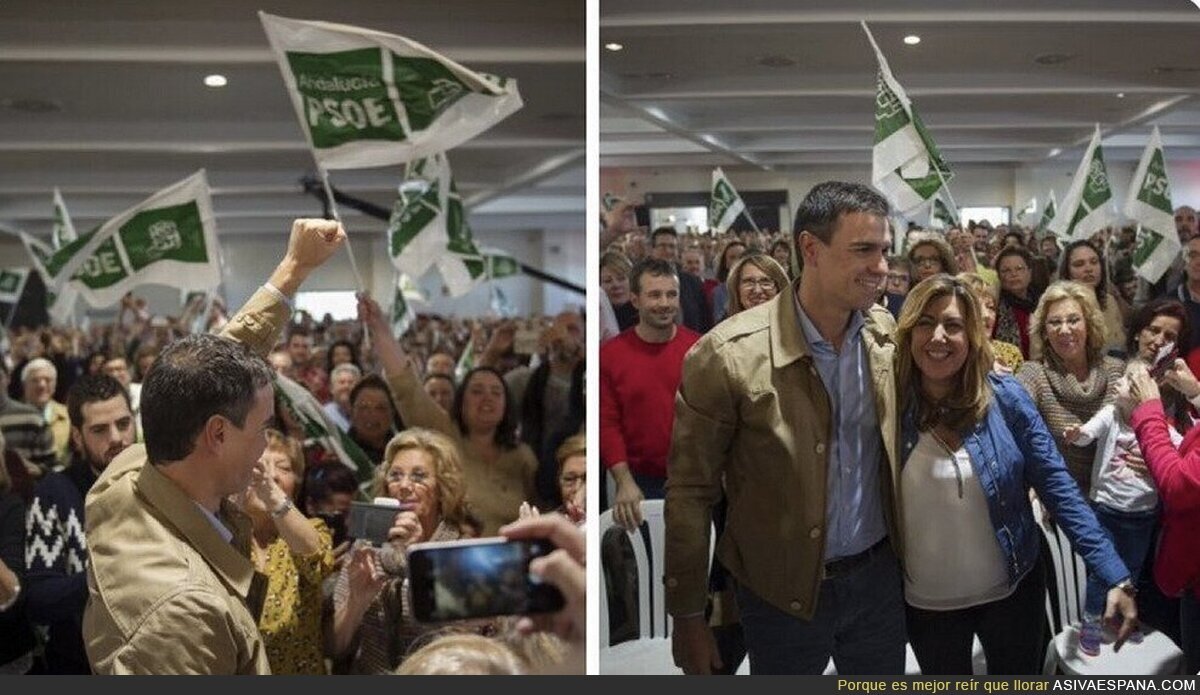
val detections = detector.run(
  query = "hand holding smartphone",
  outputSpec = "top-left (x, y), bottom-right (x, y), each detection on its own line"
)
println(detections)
top-left (406, 537), bottom-right (565, 623)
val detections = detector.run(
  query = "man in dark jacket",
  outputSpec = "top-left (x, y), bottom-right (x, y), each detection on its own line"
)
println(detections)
top-left (24, 375), bottom-right (134, 673)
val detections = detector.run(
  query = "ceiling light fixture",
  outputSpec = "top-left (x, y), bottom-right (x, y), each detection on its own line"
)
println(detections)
top-left (903, 35), bottom-right (921, 45)
top-left (1116, 92), bottom-right (1126, 98)
top-left (1048, 148), bottom-right (1062, 158)
top-left (605, 43), bottom-right (623, 52)
top-left (204, 74), bottom-right (227, 88)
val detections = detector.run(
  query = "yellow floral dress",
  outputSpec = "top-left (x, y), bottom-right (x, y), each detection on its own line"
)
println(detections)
top-left (991, 339), bottom-right (1024, 372)
top-left (254, 517), bottom-right (335, 674)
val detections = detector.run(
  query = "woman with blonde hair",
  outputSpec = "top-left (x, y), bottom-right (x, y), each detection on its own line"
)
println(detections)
top-left (331, 427), bottom-right (479, 674)
top-left (724, 253), bottom-right (789, 317)
top-left (357, 295), bottom-right (538, 536)
top-left (232, 429), bottom-right (334, 674)
top-left (1016, 281), bottom-right (1124, 494)
top-left (895, 274), bottom-right (1136, 674)
top-left (600, 250), bottom-right (636, 332)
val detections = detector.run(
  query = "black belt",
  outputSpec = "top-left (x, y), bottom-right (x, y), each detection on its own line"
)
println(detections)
top-left (822, 538), bottom-right (889, 580)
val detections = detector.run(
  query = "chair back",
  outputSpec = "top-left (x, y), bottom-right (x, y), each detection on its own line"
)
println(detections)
top-left (1040, 520), bottom-right (1088, 633)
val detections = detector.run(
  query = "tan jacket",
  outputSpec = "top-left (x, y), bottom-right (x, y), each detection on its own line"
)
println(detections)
top-left (664, 285), bottom-right (901, 620)
top-left (82, 287), bottom-right (286, 674)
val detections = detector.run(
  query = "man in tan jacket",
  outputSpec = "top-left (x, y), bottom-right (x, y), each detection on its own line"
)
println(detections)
top-left (666, 181), bottom-right (905, 675)
top-left (82, 219), bottom-right (345, 674)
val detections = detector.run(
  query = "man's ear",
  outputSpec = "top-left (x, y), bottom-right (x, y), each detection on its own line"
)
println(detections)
top-left (200, 414), bottom-right (227, 455)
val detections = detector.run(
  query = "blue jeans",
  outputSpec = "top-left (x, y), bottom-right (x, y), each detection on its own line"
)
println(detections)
top-left (735, 543), bottom-right (907, 675)
top-left (1084, 503), bottom-right (1157, 618)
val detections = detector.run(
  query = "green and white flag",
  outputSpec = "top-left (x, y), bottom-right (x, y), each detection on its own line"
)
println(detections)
top-left (929, 194), bottom-right (959, 230)
top-left (1049, 126), bottom-right (1114, 241)
top-left (260, 12), bottom-right (522, 170)
top-left (1125, 127), bottom-right (1179, 284)
top-left (391, 273), bottom-right (419, 338)
top-left (18, 232), bottom-right (54, 284)
top-left (709, 167), bottom-right (746, 235)
top-left (1017, 196), bottom-right (1038, 225)
top-left (483, 249), bottom-right (521, 280)
top-left (51, 188), bottom-right (77, 250)
top-left (34, 171), bottom-right (222, 308)
top-left (0, 268), bottom-right (29, 305)
top-left (490, 284), bottom-right (517, 318)
top-left (387, 152), bottom-right (488, 297)
top-left (274, 373), bottom-right (376, 482)
top-left (455, 336), bottom-right (475, 382)
top-left (864, 23), bottom-right (953, 215)
top-left (389, 153), bottom-right (457, 278)
top-left (1036, 190), bottom-right (1058, 237)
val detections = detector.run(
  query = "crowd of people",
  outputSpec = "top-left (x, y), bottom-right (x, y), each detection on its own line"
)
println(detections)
top-left (599, 184), bottom-right (1200, 675)
top-left (0, 219), bottom-right (586, 674)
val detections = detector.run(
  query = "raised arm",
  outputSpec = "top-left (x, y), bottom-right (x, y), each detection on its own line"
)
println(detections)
top-left (357, 294), bottom-right (458, 438)
top-left (220, 219), bottom-right (346, 357)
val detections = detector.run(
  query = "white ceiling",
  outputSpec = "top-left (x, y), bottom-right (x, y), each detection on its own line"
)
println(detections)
top-left (0, 0), bottom-right (584, 240)
top-left (600, 0), bottom-right (1200, 171)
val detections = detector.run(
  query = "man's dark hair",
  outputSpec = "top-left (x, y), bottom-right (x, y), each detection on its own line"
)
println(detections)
top-left (650, 226), bottom-right (678, 246)
top-left (288, 326), bottom-right (312, 341)
top-left (349, 373), bottom-right (393, 409)
top-left (452, 366), bottom-right (519, 450)
top-left (792, 181), bottom-right (890, 246)
top-left (66, 374), bottom-right (131, 429)
top-left (141, 334), bottom-right (274, 463)
top-left (630, 257), bottom-right (678, 295)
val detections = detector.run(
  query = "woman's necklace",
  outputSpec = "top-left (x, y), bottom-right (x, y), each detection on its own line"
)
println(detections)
top-left (927, 427), bottom-right (965, 499)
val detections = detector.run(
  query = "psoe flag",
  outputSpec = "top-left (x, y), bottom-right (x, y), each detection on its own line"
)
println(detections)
top-left (260, 12), bottom-right (523, 170)
top-left (709, 167), bottom-right (747, 235)
top-left (1125, 126), bottom-right (1179, 284)
top-left (864, 22), bottom-right (953, 215)
top-left (0, 268), bottom-right (29, 305)
top-left (39, 171), bottom-right (222, 308)
top-left (1049, 125), bottom-right (1113, 241)
top-left (51, 188), bottom-right (77, 250)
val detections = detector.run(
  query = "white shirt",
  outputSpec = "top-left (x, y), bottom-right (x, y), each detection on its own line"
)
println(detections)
top-left (901, 431), bottom-right (1014, 611)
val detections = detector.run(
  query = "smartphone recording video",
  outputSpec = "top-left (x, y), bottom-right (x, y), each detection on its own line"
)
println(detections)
top-left (407, 538), bottom-right (565, 623)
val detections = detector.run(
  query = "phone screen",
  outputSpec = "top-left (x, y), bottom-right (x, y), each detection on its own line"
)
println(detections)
top-left (407, 538), bottom-right (565, 623)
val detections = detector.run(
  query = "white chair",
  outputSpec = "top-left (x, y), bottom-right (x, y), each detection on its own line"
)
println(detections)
top-left (599, 500), bottom-right (681, 674)
top-left (1040, 520), bottom-right (1184, 675)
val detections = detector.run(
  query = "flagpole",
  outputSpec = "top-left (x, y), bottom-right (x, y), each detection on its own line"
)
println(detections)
top-left (318, 168), bottom-right (367, 293)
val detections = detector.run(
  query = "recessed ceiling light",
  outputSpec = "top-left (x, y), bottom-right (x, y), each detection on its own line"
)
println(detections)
top-left (204, 74), bottom-right (227, 88)
top-left (1048, 148), bottom-right (1062, 157)
top-left (605, 43), bottom-right (623, 52)
top-left (903, 35), bottom-right (921, 45)
top-left (1116, 92), bottom-right (1126, 98)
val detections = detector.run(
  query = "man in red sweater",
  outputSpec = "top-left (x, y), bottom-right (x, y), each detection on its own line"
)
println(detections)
top-left (600, 258), bottom-right (700, 530)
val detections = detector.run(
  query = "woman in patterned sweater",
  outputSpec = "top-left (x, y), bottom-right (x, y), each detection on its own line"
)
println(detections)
top-left (329, 428), bottom-right (478, 674)
top-left (1017, 281), bottom-right (1124, 495)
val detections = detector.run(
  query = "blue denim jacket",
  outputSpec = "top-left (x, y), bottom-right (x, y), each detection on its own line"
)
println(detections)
top-left (900, 374), bottom-right (1128, 589)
